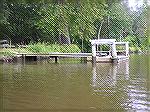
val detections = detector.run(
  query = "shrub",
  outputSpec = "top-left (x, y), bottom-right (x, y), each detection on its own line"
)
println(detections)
top-left (26, 42), bottom-right (81, 53)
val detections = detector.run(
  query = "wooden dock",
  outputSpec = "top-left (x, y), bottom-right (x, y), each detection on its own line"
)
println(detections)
top-left (1, 39), bottom-right (130, 63)
top-left (17, 52), bottom-right (129, 63)
top-left (17, 52), bottom-right (92, 63)
top-left (90, 39), bottom-right (129, 64)
top-left (17, 52), bottom-right (92, 57)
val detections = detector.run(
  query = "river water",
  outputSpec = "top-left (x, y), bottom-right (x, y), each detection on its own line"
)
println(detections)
top-left (0, 54), bottom-right (150, 112)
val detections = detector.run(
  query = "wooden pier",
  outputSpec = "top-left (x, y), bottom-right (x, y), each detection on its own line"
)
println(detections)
top-left (17, 52), bottom-right (129, 63)
top-left (16, 39), bottom-right (129, 63)
top-left (18, 52), bottom-right (92, 57)
top-left (90, 39), bottom-right (129, 63)
top-left (17, 53), bottom-right (92, 63)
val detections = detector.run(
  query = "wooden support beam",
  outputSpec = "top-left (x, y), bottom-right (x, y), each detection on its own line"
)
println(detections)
top-left (125, 42), bottom-right (129, 56)
top-left (54, 56), bottom-right (58, 63)
top-left (22, 54), bottom-right (25, 63)
top-left (92, 44), bottom-right (96, 64)
top-left (111, 43), bottom-right (117, 58)
top-left (90, 39), bottom-right (116, 45)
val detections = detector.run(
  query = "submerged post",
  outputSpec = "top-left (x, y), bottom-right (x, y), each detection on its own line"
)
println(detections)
top-left (22, 54), bottom-right (26, 63)
top-left (54, 56), bottom-right (58, 63)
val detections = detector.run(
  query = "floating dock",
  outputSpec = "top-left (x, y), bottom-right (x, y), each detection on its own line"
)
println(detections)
top-left (89, 39), bottom-right (129, 63)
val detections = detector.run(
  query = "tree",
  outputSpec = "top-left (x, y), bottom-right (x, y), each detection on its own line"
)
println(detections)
top-left (108, 3), bottom-right (132, 40)
top-left (35, 0), bottom-right (107, 51)
top-left (1, 2), bottom-right (41, 44)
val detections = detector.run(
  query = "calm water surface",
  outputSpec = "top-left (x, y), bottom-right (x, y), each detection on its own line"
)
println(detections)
top-left (0, 54), bottom-right (150, 112)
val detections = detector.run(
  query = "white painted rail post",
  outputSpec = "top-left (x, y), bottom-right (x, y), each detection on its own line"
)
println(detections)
top-left (111, 42), bottom-right (117, 58)
top-left (125, 42), bottom-right (129, 56)
top-left (92, 43), bottom-right (96, 64)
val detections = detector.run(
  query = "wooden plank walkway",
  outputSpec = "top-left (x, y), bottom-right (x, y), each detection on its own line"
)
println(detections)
top-left (17, 52), bottom-right (92, 58)
top-left (16, 52), bottom-right (128, 63)
top-left (16, 52), bottom-right (92, 63)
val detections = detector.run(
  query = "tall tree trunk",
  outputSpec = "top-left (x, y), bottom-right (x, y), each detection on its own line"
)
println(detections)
top-left (58, 31), bottom-right (70, 44)
top-left (97, 20), bottom-right (104, 39)
top-left (57, 0), bottom-right (71, 44)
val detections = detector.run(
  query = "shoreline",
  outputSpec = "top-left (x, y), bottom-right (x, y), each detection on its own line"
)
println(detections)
top-left (0, 55), bottom-right (18, 63)
top-left (0, 51), bottom-right (149, 63)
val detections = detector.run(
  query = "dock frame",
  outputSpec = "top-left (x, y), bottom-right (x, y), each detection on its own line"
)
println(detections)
top-left (90, 39), bottom-right (129, 64)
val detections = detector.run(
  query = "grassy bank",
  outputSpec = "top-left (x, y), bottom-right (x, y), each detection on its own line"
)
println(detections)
top-left (0, 43), bottom-right (81, 56)
top-left (0, 42), bottom-right (148, 57)
top-left (27, 43), bottom-right (81, 53)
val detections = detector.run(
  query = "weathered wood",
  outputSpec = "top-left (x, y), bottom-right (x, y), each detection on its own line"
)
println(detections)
top-left (17, 53), bottom-right (92, 58)
top-left (54, 56), bottom-right (58, 63)
top-left (17, 53), bottom-right (92, 63)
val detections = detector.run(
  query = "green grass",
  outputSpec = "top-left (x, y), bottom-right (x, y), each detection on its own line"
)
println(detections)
top-left (0, 43), bottom-right (81, 56)
top-left (0, 48), bottom-right (16, 56)
top-left (26, 43), bottom-right (81, 53)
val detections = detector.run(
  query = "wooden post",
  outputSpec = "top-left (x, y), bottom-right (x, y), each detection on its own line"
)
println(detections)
top-left (111, 42), bottom-right (117, 58)
top-left (33, 56), bottom-right (37, 61)
top-left (92, 44), bottom-right (96, 64)
top-left (22, 54), bottom-right (25, 63)
top-left (125, 42), bottom-right (129, 56)
top-left (54, 56), bottom-right (58, 63)
top-left (81, 57), bottom-right (87, 63)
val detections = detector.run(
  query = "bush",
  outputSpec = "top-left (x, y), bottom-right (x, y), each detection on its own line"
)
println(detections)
top-left (100, 45), bottom-right (110, 51)
top-left (123, 35), bottom-right (148, 52)
top-left (26, 42), bottom-right (81, 53)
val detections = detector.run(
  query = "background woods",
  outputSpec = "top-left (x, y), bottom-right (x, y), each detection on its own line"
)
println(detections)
top-left (0, 0), bottom-right (149, 52)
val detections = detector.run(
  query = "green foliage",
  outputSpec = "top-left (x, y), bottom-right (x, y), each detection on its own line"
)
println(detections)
top-left (109, 3), bottom-right (132, 38)
top-left (1, 3), bottom-right (42, 43)
top-left (123, 35), bottom-right (148, 52)
top-left (100, 45), bottom-right (110, 51)
top-left (0, 0), bottom-right (149, 53)
top-left (35, 1), bottom-right (107, 44)
top-left (0, 48), bottom-right (16, 56)
top-left (27, 42), bottom-right (81, 53)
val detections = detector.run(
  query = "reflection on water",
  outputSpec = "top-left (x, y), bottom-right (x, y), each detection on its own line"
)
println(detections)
top-left (125, 54), bottom-right (150, 111)
top-left (92, 61), bottom-right (129, 95)
top-left (1, 54), bottom-right (150, 111)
